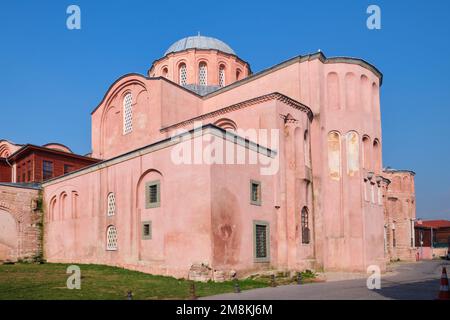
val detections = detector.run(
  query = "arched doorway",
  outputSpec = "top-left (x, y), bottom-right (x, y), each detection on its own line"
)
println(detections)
top-left (0, 209), bottom-right (18, 261)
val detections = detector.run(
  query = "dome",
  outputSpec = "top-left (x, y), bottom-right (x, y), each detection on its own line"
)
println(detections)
top-left (164, 35), bottom-right (236, 56)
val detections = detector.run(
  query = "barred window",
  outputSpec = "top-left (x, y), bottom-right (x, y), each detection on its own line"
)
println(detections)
top-left (254, 221), bottom-right (269, 262)
top-left (219, 65), bottom-right (225, 87)
top-left (301, 207), bottom-right (310, 244)
top-left (106, 225), bottom-right (118, 251)
top-left (142, 221), bottom-right (152, 240)
top-left (179, 63), bottom-right (187, 86)
top-left (199, 62), bottom-right (207, 86)
top-left (123, 93), bottom-right (133, 134)
top-left (107, 193), bottom-right (116, 216)
top-left (145, 180), bottom-right (161, 208)
top-left (250, 180), bottom-right (261, 206)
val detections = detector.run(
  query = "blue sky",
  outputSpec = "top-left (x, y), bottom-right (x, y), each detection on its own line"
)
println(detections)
top-left (0, 1), bottom-right (449, 220)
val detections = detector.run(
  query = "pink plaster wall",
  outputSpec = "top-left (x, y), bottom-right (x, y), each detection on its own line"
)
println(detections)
top-left (46, 46), bottom-right (388, 277)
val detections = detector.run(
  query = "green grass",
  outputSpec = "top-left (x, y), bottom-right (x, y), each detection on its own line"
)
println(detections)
top-left (0, 263), bottom-right (270, 300)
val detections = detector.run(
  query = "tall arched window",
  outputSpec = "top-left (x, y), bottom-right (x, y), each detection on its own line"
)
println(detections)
top-left (179, 63), bottom-right (187, 86)
top-left (71, 191), bottom-right (79, 219)
top-left (60, 192), bottom-right (67, 220)
top-left (346, 131), bottom-right (359, 175)
top-left (327, 131), bottom-right (341, 180)
top-left (219, 65), bottom-right (226, 87)
top-left (304, 130), bottom-right (311, 168)
top-left (362, 136), bottom-right (371, 170)
top-left (301, 207), bottom-right (310, 244)
top-left (49, 197), bottom-right (57, 221)
top-left (106, 225), bottom-right (118, 251)
top-left (107, 192), bottom-right (116, 217)
top-left (123, 93), bottom-right (133, 135)
top-left (373, 139), bottom-right (380, 172)
top-left (199, 62), bottom-right (207, 85)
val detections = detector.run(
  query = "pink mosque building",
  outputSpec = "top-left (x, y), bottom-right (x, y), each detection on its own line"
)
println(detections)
top-left (1, 35), bottom-right (418, 279)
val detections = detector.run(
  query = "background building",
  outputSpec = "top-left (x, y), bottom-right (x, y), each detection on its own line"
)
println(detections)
top-left (415, 220), bottom-right (450, 260)
top-left (0, 140), bottom-right (99, 262)
top-left (383, 168), bottom-right (417, 261)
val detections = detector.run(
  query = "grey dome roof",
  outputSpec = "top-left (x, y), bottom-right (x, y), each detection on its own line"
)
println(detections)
top-left (164, 36), bottom-right (236, 56)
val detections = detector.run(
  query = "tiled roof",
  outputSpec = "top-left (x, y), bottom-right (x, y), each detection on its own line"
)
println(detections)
top-left (415, 220), bottom-right (450, 229)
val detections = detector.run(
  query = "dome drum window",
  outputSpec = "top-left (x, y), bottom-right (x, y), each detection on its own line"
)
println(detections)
top-left (179, 64), bottom-right (187, 86)
top-left (199, 62), bottom-right (208, 86)
top-left (219, 65), bottom-right (226, 87)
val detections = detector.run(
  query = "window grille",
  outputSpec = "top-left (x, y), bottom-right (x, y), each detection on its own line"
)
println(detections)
top-left (301, 207), bottom-right (310, 244)
top-left (219, 65), bottom-right (225, 87)
top-left (179, 64), bottom-right (187, 86)
top-left (123, 93), bottom-right (133, 134)
top-left (107, 193), bottom-right (116, 216)
top-left (255, 224), bottom-right (268, 259)
top-left (250, 180), bottom-right (261, 205)
top-left (142, 221), bottom-right (152, 240)
top-left (145, 181), bottom-right (161, 208)
top-left (199, 63), bottom-right (207, 85)
top-left (106, 225), bottom-right (118, 251)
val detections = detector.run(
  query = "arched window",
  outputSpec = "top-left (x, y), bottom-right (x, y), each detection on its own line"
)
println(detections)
top-left (362, 136), bottom-right (371, 170)
top-left (179, 63), bottom-right (187, 86)
top-left (123, 93), bottom-right (133, 135)
top-left (236, 69), bottom-right (241, 81)
top-left (162, 67), bottom-right (168, 78)
top-left (199, 62), bottom-right (207, 85)
top-left (304, 130), bottom-right (311, 168)
top-left (60, 192), bottom-right (67, 220)
top-left (107, 192), bottom-right (116, 216)
top-left (373, 139), bottom-right (380, 172)
top-left (49, 197), bottom-right (57, 221)
top-left (214, 118), bottom-right (237, 131)
top-left (327, 131), bottom-right (341, 180)
top-left (346, 131), bottom-right (359, 175)
top-left (72, 191), bottom-right (79, 219)
top-left (219, 65), bottom-right (226, 87)
top-left (301, 207), bottom-right (310, 244)
top-left (106, 225), bottom-right (118, 251)
top-left (402, 176), bottom-right (409, 192)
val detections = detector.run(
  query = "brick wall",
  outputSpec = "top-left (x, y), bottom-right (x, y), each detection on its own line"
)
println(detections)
top-left (0, 184), bottom-right (42, 262)
top-left (0, 159), bottom-right (11, 182)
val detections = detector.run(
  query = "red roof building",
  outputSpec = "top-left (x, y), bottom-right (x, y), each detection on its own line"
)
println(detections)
top-left (0, 142), bottom-right (99, 184)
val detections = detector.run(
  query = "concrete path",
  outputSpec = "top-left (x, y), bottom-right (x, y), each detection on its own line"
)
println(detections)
top-left (202, 260), bottom-right (450, 300)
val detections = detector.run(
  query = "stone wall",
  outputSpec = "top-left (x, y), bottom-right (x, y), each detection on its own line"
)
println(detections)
top-left (383, 170), bottom-right (417, 262)
top-left (0, 184), bottom-right (42, 262)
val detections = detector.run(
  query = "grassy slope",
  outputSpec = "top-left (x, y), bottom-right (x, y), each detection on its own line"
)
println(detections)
top-left (0, 263), bottom-right (269, 300)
